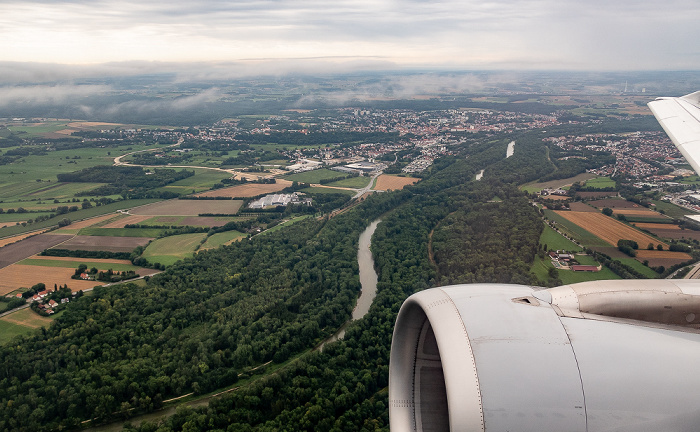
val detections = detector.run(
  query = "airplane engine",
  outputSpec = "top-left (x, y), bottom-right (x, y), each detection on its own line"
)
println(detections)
top-left (389, 280), bottom-right (700, 432)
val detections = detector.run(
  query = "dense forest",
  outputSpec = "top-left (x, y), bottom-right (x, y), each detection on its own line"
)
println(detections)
top-left (0, 133), bottom-right (557, 431)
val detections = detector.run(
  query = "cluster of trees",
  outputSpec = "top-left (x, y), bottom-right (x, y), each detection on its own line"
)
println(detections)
top-left (617, 239), bottom-right (639, 257)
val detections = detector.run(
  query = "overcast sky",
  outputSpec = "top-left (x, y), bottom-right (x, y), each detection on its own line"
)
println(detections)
top-left (1, 0), bottom-right (699, 74)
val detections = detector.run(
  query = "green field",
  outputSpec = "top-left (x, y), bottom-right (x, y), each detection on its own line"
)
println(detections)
top-left (0, 320), bottom-right (36, 345)
top-left (135, 216), bottom-right (236, 227)
top-left (651, 200), bottom-right (699, 218)
top-left (142, 233), bottom-right (207, 266)
top-left (156, 169), bottom-right (232, 194)
top-left (539, 224), bottom-right (582, 252)
top-left (283, 168), bottom-right (344, 183)
top-left (617, 257), bottom-right (660, 278)
top-left (543, 210), bottom-right (610, 246)
top-left (77, 227), bottom-right (168, 237)
top-left (258, 215), bottom-right (314, 236)
top-left (583, 177), bottom-right (616, 189)
top-left (325, 176), bottom-right (370, 188)
top-left (19, 258), bottom-right (142, 272)
top-left (201, 231), bottom-right (246, 249)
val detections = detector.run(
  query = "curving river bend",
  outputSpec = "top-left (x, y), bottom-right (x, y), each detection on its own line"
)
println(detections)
top-left (320, 219), bottom-right (381, 348)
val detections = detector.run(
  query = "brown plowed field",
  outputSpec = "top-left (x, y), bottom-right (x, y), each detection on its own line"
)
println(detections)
top-left (374, 175), bottom-right (419, 191)
top-left (0, 234), bottom-right (73, 269)
top-left (103, 215), bottom-right (149, 228)
top-left (645, 230), bottom-right (700, 241)
top-left (196, 180), bottom-right (293, 198)
top-left (569, 202), bottom-right (598, 212)
top-left (636, 249), bottom-right (692, 267)
top-left (589, 199), bottom-right (638, 208)
top-left (130, 200), bottom-right (243, 216)
top-left (576, 191), bottom-right (618, 199)
top-left (56, 236), bottom-right (151, 252)
top-left (0, 231), bottom-right (44, 248)
top-left (555, 211), bottom-right (667, 248)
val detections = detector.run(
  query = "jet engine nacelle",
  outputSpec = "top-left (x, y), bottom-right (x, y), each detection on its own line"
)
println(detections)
top-left (389, 280), bottom-right (700, 432)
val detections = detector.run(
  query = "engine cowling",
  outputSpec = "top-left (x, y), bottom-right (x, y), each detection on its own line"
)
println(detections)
top-left (389, 280), bottom-right (700, 432)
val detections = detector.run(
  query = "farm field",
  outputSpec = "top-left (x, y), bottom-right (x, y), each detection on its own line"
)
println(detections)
top-left (65, 214), bottom-right (120, 229)
top-left (635, 249), bottom-right (692, 267)
top-left (374, 175), bottom-right (419, 191)
top-left (616, 257), bottom-right (660, 278)
top-left (1, 308), bottom-right (53, 329)
top-left (612, 208), bottom-right (668, 218)
top-left (20, 256), bottom-right (141, 272)
top-left (75, 227), bottom-right (168, 237)
top-left (554, 211), bottom-right (667, 248)
top-left (543, 210), bottom-right (609, 246)
top-left (539, 224), bottom-right (582, 252)
top-left (0, 231), bottom-right (46, 248)
top-left (568, 202), bottom-right (598, 212)
top-left (129, 199), bottom-right (243, 216)
top-left (0, 264), bottom-right (100, 295)
top-left (23, 182), bottom-right (107, 200)
top-left (589, 198), bottom-right (638, 208)
top-left (520, 173), bottom-right (597, 193)
top-left (200, 231), bottom-right (246, 250)
top-left (0, 233), bottom-right (73, 269)
top-left (325, 176), bottom-right (371, 188)
top-left (142, 233), bottom-right (207, 266)
top-left (576, 191), bottom-right (618, 199)
top-left (196, 180), bottom-right (293, 198)
top-left (135, 216), bottom-right (237, 227)
top-left (0, 319), bottom-right (37, 345)
top-left (583, 177), bottom-right (616, 189)
top-left (282, 168), bottom-right (345, 184)
top-left (0, 199), bottom-right (161, 238)
top-left (634, 223), bottom-right (681, 230)
top-left (156, 169), bottom-right (232, 194)
top-left (651, 200), bottom-right (699, 218)
top-left (54, 235), bottom-right (151, 252)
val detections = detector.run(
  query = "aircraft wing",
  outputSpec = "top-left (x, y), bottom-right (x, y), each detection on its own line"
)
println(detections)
top-left (649, 91), bottom-right (700, 174)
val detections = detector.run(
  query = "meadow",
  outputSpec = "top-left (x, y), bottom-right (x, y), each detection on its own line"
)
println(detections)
top-left (142, 233), bottom-right (208, 266)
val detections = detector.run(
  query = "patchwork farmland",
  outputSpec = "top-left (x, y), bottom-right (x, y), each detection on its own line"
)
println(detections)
top-left (554, 211), bottom-right (667, 248)
top-left (196, 180), bottom-right (293, 198)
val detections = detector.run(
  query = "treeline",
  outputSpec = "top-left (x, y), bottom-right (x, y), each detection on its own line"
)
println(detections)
top-left (39, 249), bottom-right (132, 260)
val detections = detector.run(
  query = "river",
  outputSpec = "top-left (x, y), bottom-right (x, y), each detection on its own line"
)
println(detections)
top-left (506, 140), bottom-right (515, 158)
top-left (320, 219), bottom-right (381, 346)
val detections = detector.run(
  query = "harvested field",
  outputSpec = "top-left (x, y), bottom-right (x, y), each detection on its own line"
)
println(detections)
top-left (374, 175), bottom-right (419, 191)
top-left (0, 264), bottom-right (99, 295)
top-left (590, 246), bottom-right (629, 259)
top-left (576, 191), bottom-right (618, 199)
top-left (56, 236), bottom-right (151, 252)
top-left (0, 234), bottom-right (73, 269)
top-left (589, 199), bottom-right (638, 208)
top-left (555, 211), bottom-right (667, 248)
top-left (130, 200), bottom-right (243, 216)
top-left (568, 202), bottom-right (598, 212)
top-left (1, 308), bottom-right (53, 329)
top-left (181, 217), bottom-right (233, 227)
top-left (0, 222), bottom-right (25, 229)
top-left (67, 214), bottom-right (118, 229)
top-left (103, 215), bottom-right (149, 228)
top-left (636, 249), bottom-right (692, 267)
top-left (634, 223), bottom-right (681, 230)
top-left (0, 262), bottom-right (159, 296)
top-left (196, 180), bottom-right (293, 198)
top-left (613, 208), bottom-right (667, 218)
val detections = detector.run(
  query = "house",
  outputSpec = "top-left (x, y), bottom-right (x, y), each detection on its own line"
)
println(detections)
top-left (32, 295), bottom-right (40, 302)
top-left (48, 300), bottom-right (58, 308)
top-left (80, 273), bottom-right (90, 280)
top-left (60, 298), bottom-right (69, 304)
top-left (37, 290), bottom-right (48, 298)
